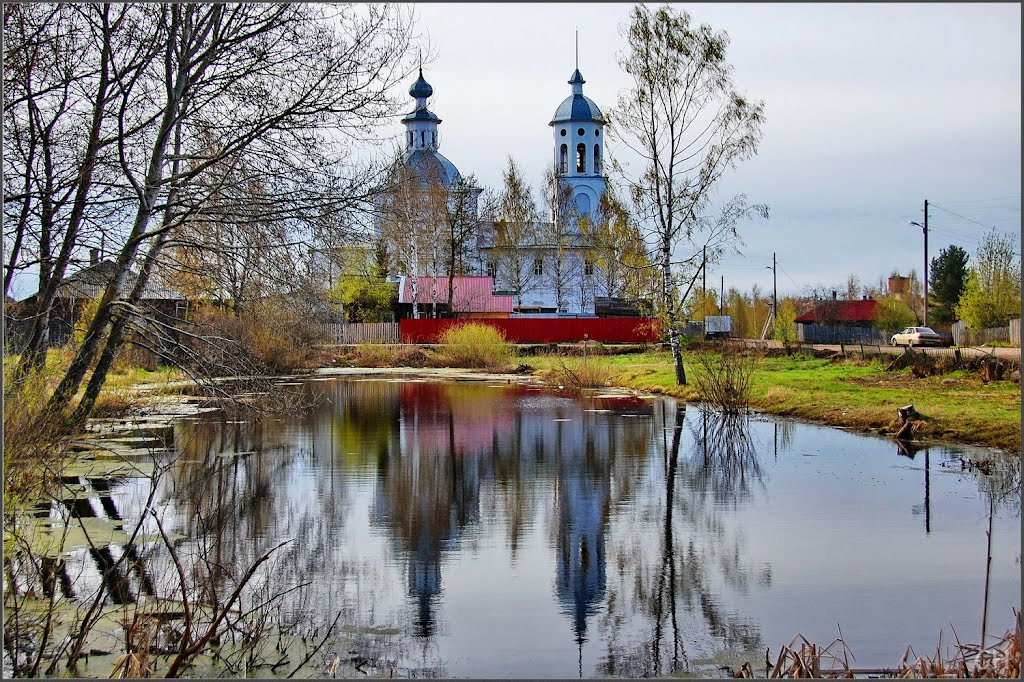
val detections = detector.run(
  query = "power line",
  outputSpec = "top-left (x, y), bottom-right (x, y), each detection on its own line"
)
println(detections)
top-left (776, 265), bottom-right (800, 290)
top-left (930, 202), bottom-right (1019, 233)
top-left (928, 225), bottom-right (989, 243)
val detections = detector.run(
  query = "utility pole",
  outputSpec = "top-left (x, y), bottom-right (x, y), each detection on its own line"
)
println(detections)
top-left (720, 275), bottom-right (724, 315)
top-left (761, 254), bottom-right (778, 341)
top-left (909, 200), bottom-right (930, 327)
top-left (923, 199), bottom-right (929, 327)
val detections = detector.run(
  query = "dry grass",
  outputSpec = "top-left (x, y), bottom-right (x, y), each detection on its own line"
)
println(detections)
top-left (543, 357), bottom-right (617, 388)
top-left (431, 323), bottom-right (515, 371)
top-left (348, 342), bottom-right (430, 368)
top-left (727, 609), bottom-right (1022, 679)
top-left (90, 388), bottom-right (142, 418)
top-left (2, 361), bottom-right (75, 510)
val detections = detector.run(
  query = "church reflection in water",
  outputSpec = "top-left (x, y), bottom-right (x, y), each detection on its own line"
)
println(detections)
top-left (145, 379), bottom-right (771, 675)
top-left (366, 381), bottom-right (652, 646)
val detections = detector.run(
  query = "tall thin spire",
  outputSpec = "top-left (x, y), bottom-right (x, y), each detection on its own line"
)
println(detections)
top-left (575, 28), bottom-right (579, 70)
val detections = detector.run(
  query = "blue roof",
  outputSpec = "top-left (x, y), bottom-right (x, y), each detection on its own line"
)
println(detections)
top-left (402, 149), bottom-right (462, 186)
top-left (401, 108), bottom-right (441, 124)
top-left (550, 94), bottom-right (605, 125)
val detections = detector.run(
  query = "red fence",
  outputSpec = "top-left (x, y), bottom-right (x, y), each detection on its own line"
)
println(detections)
top-left (400, 317), bottom-right (662, 344)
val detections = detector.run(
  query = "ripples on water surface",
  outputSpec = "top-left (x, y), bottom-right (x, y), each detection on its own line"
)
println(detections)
top-left (89, 379), bottom-right (1020, 676)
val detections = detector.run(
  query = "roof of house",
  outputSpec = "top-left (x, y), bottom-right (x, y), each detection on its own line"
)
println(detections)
top-left (40, 259), bottom-right (186, 303)
top-left (398, 276), bottom-right (514, 314)
top-left (795, 298), bottom-right (879, 323)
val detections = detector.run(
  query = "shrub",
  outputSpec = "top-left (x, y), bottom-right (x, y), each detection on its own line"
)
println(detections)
top-left (185, 303), bottom-right (320, 375)
top-left (546, 357), bottom-right (616, 388)
top-left (245, 310), bottom-right (320, 373)
top-left (773, 298), bottom-right (798, 343)
top-left (693, 344), bottom-right (759, 414)
top-left (432, 323), bottom-right (515, 371)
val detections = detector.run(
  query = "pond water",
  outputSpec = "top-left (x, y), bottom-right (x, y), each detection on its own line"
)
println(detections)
top-left (68, 378), bottom-right (1021, 677)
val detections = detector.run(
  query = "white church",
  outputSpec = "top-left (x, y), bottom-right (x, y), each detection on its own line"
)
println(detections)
top-left (385, 65), bottom-right (614, 316)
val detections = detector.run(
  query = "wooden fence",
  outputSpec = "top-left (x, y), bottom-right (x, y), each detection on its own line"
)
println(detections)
top-left (952, 319), bottom-right (1020, 347)
top-left (797, 323), bottom-right (889, 344)
top-left (318, 322), bottom-right (399, 344)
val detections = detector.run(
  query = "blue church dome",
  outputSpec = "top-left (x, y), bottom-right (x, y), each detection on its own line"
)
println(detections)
top-left (550, 95), bottom-right (605, 125)
top-left (402, 148), bottom-right (462, 186)
top-left (409, 68), bottom-right (433, 99)
top-left (550, 69), bottom-right (605, 124)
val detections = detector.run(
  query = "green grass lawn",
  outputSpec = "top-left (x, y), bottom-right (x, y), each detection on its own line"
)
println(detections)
top-left (529, 349), bottom-right (1021, 453)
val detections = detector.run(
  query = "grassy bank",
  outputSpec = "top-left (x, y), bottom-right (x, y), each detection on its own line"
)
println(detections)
top-left (529, 348), bottom-right (1021, 453)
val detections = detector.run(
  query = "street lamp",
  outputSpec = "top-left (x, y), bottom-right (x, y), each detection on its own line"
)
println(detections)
top-left (909, 199), bottom-right (929, 327)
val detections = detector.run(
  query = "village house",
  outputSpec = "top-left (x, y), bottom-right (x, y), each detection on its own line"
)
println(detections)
top-left (794, 295), bottom-right (885, 344)
top-left (10, 251), bottom-right (187, 350)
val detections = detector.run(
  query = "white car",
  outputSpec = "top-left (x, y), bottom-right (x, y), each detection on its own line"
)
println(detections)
top-left (890, 326), bottom-right (946, 347)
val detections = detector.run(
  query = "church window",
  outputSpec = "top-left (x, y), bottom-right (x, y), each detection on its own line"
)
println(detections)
top-left (486, 261), bottom-right (496, 278)
top-left (593, 144), bottom-right (600, 173)
top-left (560, 128), bottom-right (567, 137)
top-left (420, 130), bottom-right (424, 146)
top-left (584, 258), bottom-right (594, 276)
top-left (533, 258), bottom-right (544, 276)
top-left (576, 143), bottom-right (586, 173)
top-left (575, 194), bottom-right (590, 215)
top-left (431, 131), bottom-right (436, 147)
top-left (577, 127), bottom-right (585, 136)
top-left (594, 129), bottom-right (599, 136)
top-left (559, 144), bottom-right (568, 174)
top-left (407, 131), bottom-right (413, 146)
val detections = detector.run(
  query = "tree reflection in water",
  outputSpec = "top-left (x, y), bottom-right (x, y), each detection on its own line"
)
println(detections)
top-left (598, 405), bottom-right (768, 677)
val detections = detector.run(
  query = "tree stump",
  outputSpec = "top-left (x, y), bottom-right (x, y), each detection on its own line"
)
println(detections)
top-left (896, 404), bottom-right (919, 440)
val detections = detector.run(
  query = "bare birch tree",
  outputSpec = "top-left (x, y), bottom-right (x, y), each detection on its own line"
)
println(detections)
top-left (34, 4), bottom-right (415, 417)
top-left (611, 5), bottom-right (767, 384)
top-left (493, 157), bottom-right (540, 308)
top-left (581, 184), bottom-right (653, 302)
top-left (378, 163), bottom-right (436, 319)
top-left (4, 3), bottom-right (151, 378)
top-left (436, 175), bottom-right (487, 314)
top-left (541, 165), bottom-right (579, 312)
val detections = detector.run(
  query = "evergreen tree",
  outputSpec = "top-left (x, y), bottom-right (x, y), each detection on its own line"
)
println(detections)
top-left (928, 245), bottom-right (969, 326)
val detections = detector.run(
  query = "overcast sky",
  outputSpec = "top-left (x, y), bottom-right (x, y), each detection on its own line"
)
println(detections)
top-left (388, 2), bottom-right (1021, 298)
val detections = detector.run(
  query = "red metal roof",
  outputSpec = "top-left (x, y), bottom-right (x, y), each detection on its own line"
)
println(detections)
top-left (399, 276), bottom-right (514, 314)
top-left (795, 299), bottom-right (879, 323)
